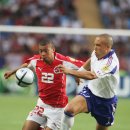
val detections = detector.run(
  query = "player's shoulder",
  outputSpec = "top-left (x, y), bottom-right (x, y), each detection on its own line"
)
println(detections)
top-left (55, 52), bottom-right (65, 59)
top-left (25, 54), bottom-right (41, 63)
top-left (55, 52), bottom-right (78, 62)
top-left (32, 54), bottom-right (41, 59)
top-left (55, 52), bottom-right (68, 61)
top-left (105, 50), bottom-right (118, 63)
top-left (29, 54), bottom-right (41, 61)
top-left (103, 50), bottom-right (119, 69)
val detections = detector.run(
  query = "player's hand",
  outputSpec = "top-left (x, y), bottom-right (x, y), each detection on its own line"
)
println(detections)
top-left (4, 71), bottom-right (13, 79)
top-left (58, 65), bottom-right (69, 74)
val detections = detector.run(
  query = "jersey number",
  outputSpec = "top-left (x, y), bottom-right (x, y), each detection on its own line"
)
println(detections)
top-left (41, 73), bottom-right (54, 83)
top-left (30, 105), bottom-right (44, 117)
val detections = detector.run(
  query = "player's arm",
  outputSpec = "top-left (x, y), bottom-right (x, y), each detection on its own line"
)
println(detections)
top-left (4, 63), bottom-right (28, 79)
top-left (82, 58), bottom-right (91, 70)
top-left (58, 64), bottom-right (97, 80)
top-left (74, 58), bottom-right (91, 84)
top-left (4, 54), bottom-right (39, 79)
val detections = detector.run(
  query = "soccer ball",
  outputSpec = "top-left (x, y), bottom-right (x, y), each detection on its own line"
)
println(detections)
top-left (15, 68), bottom-right (34, 87)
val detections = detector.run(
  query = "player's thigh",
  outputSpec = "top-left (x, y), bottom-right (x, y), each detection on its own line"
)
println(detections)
top-left (45, 107), bottom-right (64, 130)
top-left (22, 120), bottom-right (40, 130)
top-left (65, 95), bottom-right (88, 115)
top-left (26, 99), bottom-right (47, 125)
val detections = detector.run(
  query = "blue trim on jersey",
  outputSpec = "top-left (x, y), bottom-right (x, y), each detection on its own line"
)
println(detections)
top-left (110, 66), bottom-right (117, 74)
top-left (64, 111), bottom-right (74, 117)
top-left (103, 50), bottom-right (114, 59)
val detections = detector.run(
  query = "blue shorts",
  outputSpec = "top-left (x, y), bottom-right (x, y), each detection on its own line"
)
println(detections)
top-left (79, 86), bottom-right (118, 126)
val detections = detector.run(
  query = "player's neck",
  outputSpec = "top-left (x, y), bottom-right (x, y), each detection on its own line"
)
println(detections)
top-left (45, 60), bottom-right (53, 64)
top-left (45, 56), bottom-right (55, 64)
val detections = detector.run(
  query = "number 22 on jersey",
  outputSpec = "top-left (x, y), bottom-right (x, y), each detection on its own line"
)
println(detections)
top-left (41, 72), bottom-right (54, 83)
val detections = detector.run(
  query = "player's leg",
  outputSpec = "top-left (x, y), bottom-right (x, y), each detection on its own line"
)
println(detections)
top-left (23, 98), bottom-right (47, 130)
top-left (61, 95), bottom-right (89, 130)
top-left (45, 109), bottom-right (63, 130)
top-left (65, 95), bottom-right (89, 115)
top-left (93, 96), bottom-right (118, 130)
top-left (96, 124), bottom-right (108, 130)
top-left (44, 126), bottom-right (52, 130)
top-left (22, 120), bottom-right (40, 130)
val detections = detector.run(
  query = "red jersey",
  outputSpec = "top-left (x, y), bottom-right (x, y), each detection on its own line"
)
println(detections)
top-left (26, 52), bottom-right (84, 108)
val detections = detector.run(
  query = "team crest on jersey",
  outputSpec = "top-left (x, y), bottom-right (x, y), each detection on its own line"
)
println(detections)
top-left (101, 65), bottom-right (109, 72)
top-left (54, 66), bottom-right (62, 74)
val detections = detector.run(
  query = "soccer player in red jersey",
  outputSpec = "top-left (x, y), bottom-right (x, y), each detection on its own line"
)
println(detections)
top-left (4, 39), bottom-right (84, 130)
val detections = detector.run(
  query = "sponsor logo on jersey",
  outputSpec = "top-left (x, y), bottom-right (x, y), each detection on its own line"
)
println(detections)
top-left (38, 67), bottom-right (42, 72)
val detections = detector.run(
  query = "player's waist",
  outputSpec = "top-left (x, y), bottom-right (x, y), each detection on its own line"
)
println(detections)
top-left (39, 96), bottom-right (68, 108)
top-left (88, 85), bottom-right (116, 99)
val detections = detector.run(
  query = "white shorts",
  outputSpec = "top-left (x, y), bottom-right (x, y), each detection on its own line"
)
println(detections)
top-left (26, 98), bottom-right (64, 130)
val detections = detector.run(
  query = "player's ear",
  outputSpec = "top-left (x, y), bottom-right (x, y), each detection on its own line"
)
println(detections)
top-left (51, 46), bottom-right (55, 52)
top-left (51, 45), bottom-right (55, 52)
top-left (50, 41), bottom-right (55, 52)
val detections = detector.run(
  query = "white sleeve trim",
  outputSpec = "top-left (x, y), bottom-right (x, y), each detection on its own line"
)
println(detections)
top-left (27, 59), bottom-right (37, 71)
top-left (63, 61), bottom-right (79, 70)
top-left (78, 66), bottom-right (86, 71)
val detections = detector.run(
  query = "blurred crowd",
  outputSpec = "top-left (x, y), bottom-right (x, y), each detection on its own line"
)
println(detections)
top-left (98, 0), bottom-right (130, 73)
top-left (0, 0), bottom-right (89, 71)
top-left (0, 0), bottom-right (130, 94)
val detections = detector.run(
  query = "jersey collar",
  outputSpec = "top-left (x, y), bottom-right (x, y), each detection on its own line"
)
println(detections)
top-left (103, 49), bottom-right (115, 59)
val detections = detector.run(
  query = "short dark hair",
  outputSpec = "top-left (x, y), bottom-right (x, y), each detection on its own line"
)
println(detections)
top-left (39, 39), bottom-right (55, 49)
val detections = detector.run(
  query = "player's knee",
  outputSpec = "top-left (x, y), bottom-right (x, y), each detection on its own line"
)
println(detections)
top-left (64, 103), bottom-right (75, 115)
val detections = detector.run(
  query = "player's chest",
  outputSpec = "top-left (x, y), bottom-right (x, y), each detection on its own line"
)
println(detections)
top-left (35, 60), bottom-right (63, 83)
top-left (91, 58), bottom-right (107, 71)
top-left (35, 60), bottom-right (62, 74)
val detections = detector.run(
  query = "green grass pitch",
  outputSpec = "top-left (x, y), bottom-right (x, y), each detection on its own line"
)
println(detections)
top-left (0, 95), bottom-right (129, 130)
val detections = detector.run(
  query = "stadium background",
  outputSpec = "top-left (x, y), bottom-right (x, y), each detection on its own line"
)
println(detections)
top-left (0, 0), bottom-right (130, 130)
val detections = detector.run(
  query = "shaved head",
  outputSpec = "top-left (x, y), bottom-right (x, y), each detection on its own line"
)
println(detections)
top-left (97, 34), bottom-right (113, 48)
top-left (94, 34), bottom-right (114, 59)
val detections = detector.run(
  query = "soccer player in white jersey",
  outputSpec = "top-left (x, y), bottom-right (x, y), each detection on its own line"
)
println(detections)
top-left (58, 34), bottom-right (120, 130)
top-left (4, 39), bottom-right (84, 130)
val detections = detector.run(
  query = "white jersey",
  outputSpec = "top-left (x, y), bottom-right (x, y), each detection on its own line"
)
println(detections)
top-left (88, 50), bottom-right (119, 98)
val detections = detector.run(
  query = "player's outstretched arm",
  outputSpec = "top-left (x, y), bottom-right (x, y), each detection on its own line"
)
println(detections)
top-left (82, 58), bottom-right (91, 70)
top-left (58, 64), bottom-right (97, 80)
top-left (4, 63), bottom-right (28, 79)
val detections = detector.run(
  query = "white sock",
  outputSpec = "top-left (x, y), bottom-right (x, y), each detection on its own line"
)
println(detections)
top-left (60, 112), bottom-right (74, 130)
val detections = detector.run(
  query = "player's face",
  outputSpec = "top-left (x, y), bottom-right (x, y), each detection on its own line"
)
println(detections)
top-left (39, 44), bottom-right (55, 63)
top-left (94, 37), bottom-right (109, 59)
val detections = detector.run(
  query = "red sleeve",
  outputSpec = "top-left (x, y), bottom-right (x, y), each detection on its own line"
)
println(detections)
top-left (56, 53), bottom-right (84, 67)
top-left (24, 54), bottom-right (41, 64)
